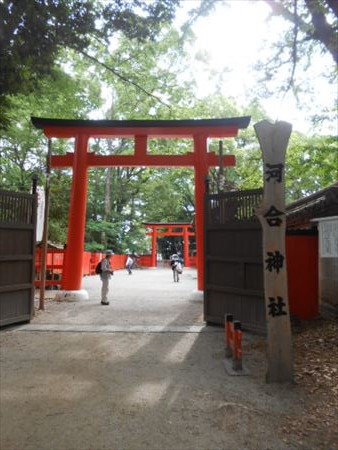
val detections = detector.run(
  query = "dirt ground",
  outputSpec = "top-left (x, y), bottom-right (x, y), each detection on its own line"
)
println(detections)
top-left (0, 268), bottom-right (337, 450)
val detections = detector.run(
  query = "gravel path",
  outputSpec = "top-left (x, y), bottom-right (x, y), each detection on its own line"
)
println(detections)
top-left (0, 268), bottom-right (336, 450)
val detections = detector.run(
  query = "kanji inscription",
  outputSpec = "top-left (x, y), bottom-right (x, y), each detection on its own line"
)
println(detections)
top-left (268, 296), bottom-right (288, 317)
top-left (265, 250), bottom-right (284, 273)
top-left (265, 163), bottom-right (284, 183)
top-left (264, 205), bottom-right (284, 227)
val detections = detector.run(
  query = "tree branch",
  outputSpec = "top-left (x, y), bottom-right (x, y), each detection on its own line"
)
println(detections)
top-left (304, 0), bottom-right (338, 64)
top-left (284, 0), bottom-right (299, 94)
top-left (265, 0), bottom-right (338, 64)
top-left (79, 50), bottom-right (172, 109)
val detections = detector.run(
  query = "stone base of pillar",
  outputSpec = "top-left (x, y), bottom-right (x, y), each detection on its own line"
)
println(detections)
top-left (54, 289), bottom-right (89, 302)
top-left (189, 290), bottom-right (203, 302)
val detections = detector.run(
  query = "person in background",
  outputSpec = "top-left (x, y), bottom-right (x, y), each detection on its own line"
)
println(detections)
top-left (100, 250), bottom-right (114, 305)
top-left (176, 251), bottom-right (184, 267)
top-left (170, 253), bottom-right (183, 282)
top-left (125, 254), bottom-right (134, 275)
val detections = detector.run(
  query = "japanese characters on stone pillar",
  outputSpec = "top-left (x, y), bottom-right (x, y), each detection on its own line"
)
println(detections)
top-left (254, 120), bottom-right (294, 383)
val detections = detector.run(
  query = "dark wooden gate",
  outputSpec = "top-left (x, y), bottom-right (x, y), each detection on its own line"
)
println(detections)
top-left (204, 189), bottom-right (266, 333)
top-left (0, 190), bottom-right (37, 327)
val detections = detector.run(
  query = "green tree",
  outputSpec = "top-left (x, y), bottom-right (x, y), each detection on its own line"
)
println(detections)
top-left (0, 67), bottom-right (101, 190)
top-left (285, 133), bottom-right (338, 202)
top-left (0, 0), bottom-right (180, 126)
top-left (0, 65), bottom-right (101, 244)
top-left (141, 169), bottom-right (195, 223)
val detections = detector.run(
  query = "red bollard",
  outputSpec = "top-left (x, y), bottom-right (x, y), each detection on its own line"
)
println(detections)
top-left (232, 320), bottom-right (243, 371)
top-left (225, 314), bottom-right (233, 358)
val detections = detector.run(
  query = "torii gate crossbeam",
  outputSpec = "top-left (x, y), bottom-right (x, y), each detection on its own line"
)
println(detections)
top-left (32, 116), bottom-right (250, 293)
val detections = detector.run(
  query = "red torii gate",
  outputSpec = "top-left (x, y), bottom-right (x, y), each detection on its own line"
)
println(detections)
top-left (144, 222), bottom-right (195, 268)
top-left (32, 116), bottom-right (250, 293)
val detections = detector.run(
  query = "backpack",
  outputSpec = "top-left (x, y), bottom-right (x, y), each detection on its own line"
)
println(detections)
top-left (95, 260), bottom-right (102, 275)
top-left (176, 262), bottom-right (183, 274)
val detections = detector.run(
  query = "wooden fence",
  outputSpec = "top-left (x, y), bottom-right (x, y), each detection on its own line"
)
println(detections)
top-left (0, 190), bottom-right (37, 327)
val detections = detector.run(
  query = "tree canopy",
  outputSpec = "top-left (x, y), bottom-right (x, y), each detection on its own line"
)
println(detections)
top-left (0, 0), bottom-right (179, 126)
top-left (0, 0), bottom-right (337, 254)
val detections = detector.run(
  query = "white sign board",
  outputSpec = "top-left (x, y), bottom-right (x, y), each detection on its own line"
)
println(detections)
top-left (319, 218), bottom-right (338, 258)
top-left (36, 186), bottom-right (45, 242)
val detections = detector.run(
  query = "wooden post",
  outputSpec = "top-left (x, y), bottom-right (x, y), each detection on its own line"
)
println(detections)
top-left (39, 139), bottom-right (52, 310)
top-left (254, 120), bottom-right (294, 383)
top-left (151, 226), bottom-right (157, 267)
top-left (225, 313), bottom-right (233, 358)
top-left (218, 140), bottom-right (224, 193)
top-left (183, 225), bottom-right (190, 268)
top-left (232, 321), bottom-right (243, 371)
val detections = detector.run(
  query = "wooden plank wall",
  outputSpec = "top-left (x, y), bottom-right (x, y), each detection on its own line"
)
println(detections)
top-left (204, 189), bottom-right (266, 333)
top-left (0, 191), bottom-right (37, 327)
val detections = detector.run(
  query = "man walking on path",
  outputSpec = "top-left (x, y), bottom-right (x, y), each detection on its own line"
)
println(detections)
top-left (125, 254), bottom-right (133, 275)
top-left (100, 250), bottom-right (114, 305)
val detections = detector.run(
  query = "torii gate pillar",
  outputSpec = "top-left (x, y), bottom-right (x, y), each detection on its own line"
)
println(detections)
top-left (61, 134), bottom-right (89, 290)
top-left (194, 134), bottom-right (208, 289)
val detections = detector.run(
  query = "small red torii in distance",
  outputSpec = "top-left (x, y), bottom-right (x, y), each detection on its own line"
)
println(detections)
top-left (144, 222), bottom-right (195, 268)
top-left (32, 116), bottom-right (250, 292)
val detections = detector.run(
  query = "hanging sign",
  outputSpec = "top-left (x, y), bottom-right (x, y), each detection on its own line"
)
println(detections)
top-left (36, 186), bottom-right (45, 243)
top-left (319, 218), bottom-right (338, 257)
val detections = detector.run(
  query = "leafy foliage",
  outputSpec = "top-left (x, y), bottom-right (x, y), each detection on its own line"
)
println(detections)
top-left (0, 67), bottom-right (101, 189)
top-left (0, 0), bottom-right (180, 126)
top-left (1, 0), bottom-right (336, 254)
top-left (285, 133), bottom-right (338, 202)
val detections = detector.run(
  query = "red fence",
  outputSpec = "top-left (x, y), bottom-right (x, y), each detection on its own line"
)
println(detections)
top-left (35, 250), bottom-right (127, 288)
top-left (138, 255), bottom-right (152, 267)
top-left (138, 255), bottom-right (197, 268)
top-left (35, 248), bottom-right (64, 288)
